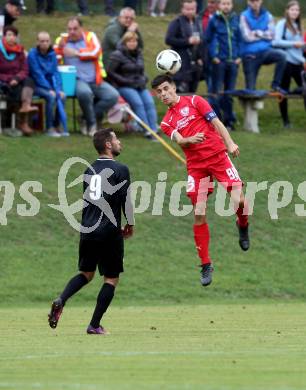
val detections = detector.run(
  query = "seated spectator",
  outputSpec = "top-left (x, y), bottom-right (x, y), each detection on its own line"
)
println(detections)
top-left (148, 0), bottom-right (167, 17)
top-left (165, 0), bottom-right (203, 93)
top-left (107, 31), bottom-right (158, 139)
top-left (0, 25), bottom-right (37, 136)
top-left (200, 0), bottom-right (218, 90)
top-left (36, 0), bottom-right (54, 14)
top-left (102, 7), bottom-right (143, 70)
top-left (273, 0), bottom-right (305, 127)
top-left (28, 31), bottom-right (65, 137)
top-left (54, 17), bottom-right (119, 136)
top-left (206, 0), bottom-right (242, 130)
top-left (240, 0), bottom-right (287, 92)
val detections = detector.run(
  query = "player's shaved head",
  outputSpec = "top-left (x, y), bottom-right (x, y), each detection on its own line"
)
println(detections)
top-left (151, 74), bottom-right (175, 89)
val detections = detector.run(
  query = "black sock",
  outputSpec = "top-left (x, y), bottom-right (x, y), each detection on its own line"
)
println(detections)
top-left (60, 273), bottom-right (89, 304)
top-left (90, 283), bottom-right (115, 328)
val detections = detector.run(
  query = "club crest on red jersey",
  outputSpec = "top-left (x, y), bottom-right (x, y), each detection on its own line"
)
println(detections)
top-left (180, 106), bottom-right (189, 117)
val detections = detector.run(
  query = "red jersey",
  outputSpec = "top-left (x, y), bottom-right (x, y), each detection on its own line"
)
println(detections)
top-left (160, 95), bottom-right (227, 169)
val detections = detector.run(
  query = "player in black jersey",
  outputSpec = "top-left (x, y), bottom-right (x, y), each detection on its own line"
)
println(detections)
top-left (48, 128), bottom-right (134, 335)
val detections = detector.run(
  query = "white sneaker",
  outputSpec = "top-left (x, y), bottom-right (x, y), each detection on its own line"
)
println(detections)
top-left (150, 11), bottom-right (157, 17)
top-left (88, 125), bottom-right (97, 137)
top-left (46, 129), bottom-right (61, 137)
top-left (159, 12), bottom-right (165, 17)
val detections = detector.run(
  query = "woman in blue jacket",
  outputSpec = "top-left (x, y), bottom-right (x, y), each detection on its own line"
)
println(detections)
top-left (28, 31), bottom-right (66, 137)
top-left (273, 0), bottom-right (305, 128)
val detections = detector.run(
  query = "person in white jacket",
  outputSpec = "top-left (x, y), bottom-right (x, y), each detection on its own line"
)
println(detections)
top-left (272, 0), bottom-right (305, 128)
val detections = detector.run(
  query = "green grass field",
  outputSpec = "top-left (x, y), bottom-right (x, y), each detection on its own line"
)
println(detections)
top-left (1, 304), bottom-right (306, 390)
top-left (0, 13), bottom-right (306, 390)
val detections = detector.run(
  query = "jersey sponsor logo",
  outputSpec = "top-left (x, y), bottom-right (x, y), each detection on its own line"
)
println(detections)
top-left (180, 106), bottom-right (190, 117)
top-left (176, 114), bottom-right (196, 131)
top-left (187, 175), bottom-right (195, 193)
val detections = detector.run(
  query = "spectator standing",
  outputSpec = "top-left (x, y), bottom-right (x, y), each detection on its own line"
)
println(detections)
top-left (36, 0), bottom-right (54, 14)
top-left (0, 0), bottom-right (22, 35)
top-left (107, 31), bottom-right (158, 139)
top-left (148, 0), bottom-right (168, 17)
top-left (0, 26), bottom-right (37, 136)
top-left (124, 0), bottom-right (138, 10)
top-left (200, 0), bottom-right (218, 90)
top-left (104, 0), bottom-right (116, 16)
top-left (28, 31), bottom-right (66, 137)
top-left (273, 0), bottom-right (305, 127)
top-left (240, 0), bottom-right (287, 92)
top-left (102, 7), bottom-right (143, 69)
top-left (196, 0), bottom-right (204, 14)
top-left (76, 0), bottom-right (89, 16)
top-left (206, 0), bottom-right (242, 130)
top-left (55, 17), bottom-right (118, 136)
top-left (165, 0), bottom-right (203, 93)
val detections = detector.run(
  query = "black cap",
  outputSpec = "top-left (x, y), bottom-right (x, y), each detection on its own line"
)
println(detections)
top-left (7, 0), bottom-right (23, 9)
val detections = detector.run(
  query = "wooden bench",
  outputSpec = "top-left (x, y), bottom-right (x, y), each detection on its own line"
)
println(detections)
top-left (234, 92), bottom-right (304, 133)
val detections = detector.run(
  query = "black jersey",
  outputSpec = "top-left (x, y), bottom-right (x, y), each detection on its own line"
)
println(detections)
top-left (80, 158), bottom-right (134, 240)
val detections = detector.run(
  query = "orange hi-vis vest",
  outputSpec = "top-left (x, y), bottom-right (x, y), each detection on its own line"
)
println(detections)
top-left (54, 30), bottom-right (107, 85)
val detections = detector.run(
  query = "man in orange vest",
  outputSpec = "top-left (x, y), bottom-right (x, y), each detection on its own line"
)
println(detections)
top-left (55, 17), bottom-right (119, 136)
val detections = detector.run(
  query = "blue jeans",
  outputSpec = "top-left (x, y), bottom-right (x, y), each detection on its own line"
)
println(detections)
top-left (35, 87), bottom-right (65, 130)
top-left (210, 61), bottom-right (238, 126)
top-left (242, 49), bottom-right (287, 90)
top-left (118, 87), bottom-right (158, 132)
top-left (76, 80), bottom-right (119, 127)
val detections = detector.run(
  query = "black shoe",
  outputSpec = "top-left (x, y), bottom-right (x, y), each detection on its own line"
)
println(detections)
top-left (236, 222), bottom-right (250, 251)
top-left (200, 263), bottom-right (213, 286)
top-left (48, 298), bottom-right (64, 329)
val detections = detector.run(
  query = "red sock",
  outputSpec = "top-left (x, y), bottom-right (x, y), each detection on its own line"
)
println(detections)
top-left (236, 201), bottom-right (249, 228)
top-left (193, 223), bottom-right (211, 265)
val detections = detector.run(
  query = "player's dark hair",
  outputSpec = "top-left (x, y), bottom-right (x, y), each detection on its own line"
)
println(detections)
top-left (93, 128), bottom-right (114, 153)
top-left (151, 74), bottom-right (175, 89)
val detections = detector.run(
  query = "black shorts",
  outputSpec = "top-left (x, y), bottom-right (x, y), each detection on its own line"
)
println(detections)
top-left (78, 233), bottom-right (124, 278)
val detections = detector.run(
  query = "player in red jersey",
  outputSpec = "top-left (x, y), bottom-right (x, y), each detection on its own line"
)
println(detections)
top-left (152, 74), bottom-right (249, 286)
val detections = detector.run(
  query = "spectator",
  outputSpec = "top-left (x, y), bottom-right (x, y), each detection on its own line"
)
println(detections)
top-left (0, 0), bottom-right (22, 35)
top-left (124, 0), bottom-right (138, 10)
top-left (76, 0), bottom-right (89, 16)
top-left (201, 0), bottom-right (218, 32)
top-left (196, 0), bottom-right (204, 14)
top-left (36, 0), bottom-right (54, 14)
top-left (206, 0), bottom-right (242, 130)
top-left (104, 0), bottom-right (116, 16)
top-left (54, 17), bottom-right (118, 136)
top-left (28, 31), bottom-right (66, 137)
top-left (200, 0), bottom-right (218, 90)
top-left (240, 0), bottom-right (287, 92)
top-left (0, 26), bottom-right (37, 136)
top-left (107, 31), bottom-right (158, 139)
top-left (165, 0), bottom-right (203, 93)
top-left (102, 7), bottom-right (143, 69)
top-left (273, 0), bottom-right (306, 127)
top-left (148, 0), bottom-right (167, 17)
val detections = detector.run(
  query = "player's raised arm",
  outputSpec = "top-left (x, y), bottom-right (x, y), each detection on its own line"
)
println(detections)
top-left (211, 117), bottom-right (240, 158)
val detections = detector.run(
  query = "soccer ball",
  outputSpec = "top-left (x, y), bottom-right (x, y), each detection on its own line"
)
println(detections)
top-left (156, 50), bottom-right (182, 75)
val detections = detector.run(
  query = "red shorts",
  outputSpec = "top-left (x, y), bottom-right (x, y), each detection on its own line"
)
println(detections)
top-left (186, 152), bottom-right (243, 205)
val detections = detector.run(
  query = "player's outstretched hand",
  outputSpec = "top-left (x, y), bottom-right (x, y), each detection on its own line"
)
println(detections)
top-left (228, 143), bottom-right (240, 157)
top-left (122, 224), bottom-right (134, 239)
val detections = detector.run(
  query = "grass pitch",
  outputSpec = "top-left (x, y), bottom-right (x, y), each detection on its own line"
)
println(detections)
top-left (1, 304), bottom-right (306, 390)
